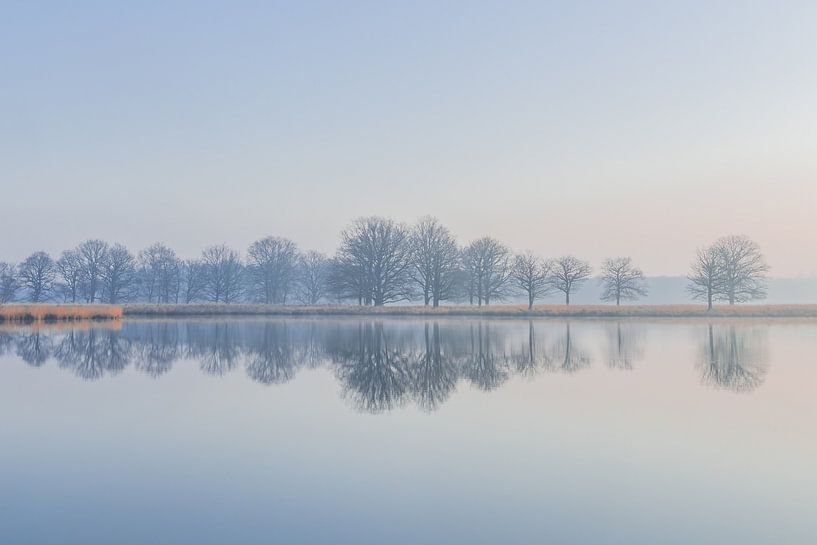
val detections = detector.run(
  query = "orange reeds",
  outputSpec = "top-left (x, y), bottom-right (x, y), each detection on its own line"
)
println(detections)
top-left (0, 304), bottom-right (123, 323)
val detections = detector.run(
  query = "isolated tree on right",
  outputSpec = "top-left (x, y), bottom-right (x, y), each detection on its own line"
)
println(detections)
top-left (600, 257), bottom-right (647, 305)
top-left (688, 235), bottom-right (768, 310)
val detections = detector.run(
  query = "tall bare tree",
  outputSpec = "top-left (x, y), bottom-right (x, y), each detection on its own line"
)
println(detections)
top-left (334, 217), bottom-right (412, 306)
top-left (247, 236), bottom-right (298, 304)
top-left (201, 245), bottom-right (243, 303)
top-left (549, 256), bottom-right (591, 305)
top-left (687, 245), bottom-right (723, 310)
top-left (101, 244), bottom-right (136, 303)
top-left (138, 243), bottom-right (181, 303)
top-left (600, 257), bottom-right (648, 305)
top-left (56, 250), bottom-right (83, 303)
top-left (463, 237), bottom-right (511, 306)
top-left (327, 256), bottom-right (367, 304)
top-left (77, 239), bottom-right (109, 302)
top-left (408, 217), bottom-right (460, 307)
top-left (0, 262), bottom-right (19, 303)
top-left (19, 251), bottom-right (56, 302)
top-left (182, 259), bottom-right (207, 303)
top-left (295, 250), bottom-right (329, 305)
top-left (512, 252), bottom-right (552, 309)
top-left (715, 235), bottom-right (768, 304)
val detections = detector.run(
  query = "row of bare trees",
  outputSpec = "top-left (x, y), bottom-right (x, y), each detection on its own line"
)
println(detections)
top-left (0, 217), bottom-right (767, 308)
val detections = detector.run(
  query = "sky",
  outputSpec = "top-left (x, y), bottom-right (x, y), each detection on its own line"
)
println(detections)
top-left (2, 1), bottom-right (817, 276)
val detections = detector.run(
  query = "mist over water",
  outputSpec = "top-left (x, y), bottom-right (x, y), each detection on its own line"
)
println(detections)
top-left (1, 318), bottom-right (814, 544)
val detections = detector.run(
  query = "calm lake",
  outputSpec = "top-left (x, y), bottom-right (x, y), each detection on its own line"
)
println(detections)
top-left (0, 318), bottom-right (814, 545)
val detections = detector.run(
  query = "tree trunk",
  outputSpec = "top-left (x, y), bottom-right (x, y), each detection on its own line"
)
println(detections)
top-left (565, 291), bottom-right (570, 305)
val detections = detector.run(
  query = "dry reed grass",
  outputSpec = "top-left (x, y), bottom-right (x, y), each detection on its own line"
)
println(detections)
top-left (0, 304), bottom-right (123, 323)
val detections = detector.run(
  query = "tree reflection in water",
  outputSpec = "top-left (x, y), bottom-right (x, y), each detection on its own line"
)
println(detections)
top-left (605, 322), bottom-right (646, 370)
top-left (463, 322), bottom-right (509, 391)
top-left (410, 323), bottom-right (458, 411)
top-left (549, 323), bottom-right (591, 373)
top-left (16, 331), bottom-right (53, 367)
top-left (697, 324), bottom-right (768, 393)
top-left (188, 322), bottom-right (242, 376)
top-left (133, 322), bottom-right (179, 378)
top-left (334, 322), bottom-right (411, 413)
top-left (54, 330), bottom-right (131, 381)
top-left (0, 319), bottom-right (776, 409)
top-left (510, 321), bottom-right (553, 377)
top-left (245, 322), bottom-right (298, 385)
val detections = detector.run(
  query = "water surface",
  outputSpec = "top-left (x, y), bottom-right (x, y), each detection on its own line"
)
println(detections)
top-left (1, 318), bottom-right (814, 545)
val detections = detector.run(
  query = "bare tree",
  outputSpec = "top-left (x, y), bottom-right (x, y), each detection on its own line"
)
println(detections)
top-left (334, 217), bottom-right (412, 306)
top-left (246, 236), bottom-right (298, 304)
top-left (463, 237), bottom-right (511, 305)
top-left (0, 262), bottom-right (19, 303)
top-left (56, 250), bottom-right (83, 303)
top-left (101, 244), bottom-right (136, 303)
top-left (181, 259), bottom-right (207, 303)
top-left (19, 251), bottom-right (56, 302)
top-left (549, 256), bottom-right (591, 305)
top-left (715, 235), bottom-right (768, 304)
top-left (600, 257), bottom-right (647, 305)
top-left (295, 250), bottom-right (329, 305)
top-left (327, 256), bottom-right (367, 304)
top-left (408, 217), bottom-right (461, 307)
top-left (687, 245), bottom-right (723, 311)
top-left (138, 243), bottom-right (181, 303)
top-left (77, 239), bottom-right (109, 302)
top-left (201, 245), bottom-right (243, 303)
top-left (512, 252), bottom-right (552, 309)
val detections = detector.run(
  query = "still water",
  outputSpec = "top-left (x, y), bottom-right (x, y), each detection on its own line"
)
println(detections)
top-left (0, 318), bottom-right (814, 545)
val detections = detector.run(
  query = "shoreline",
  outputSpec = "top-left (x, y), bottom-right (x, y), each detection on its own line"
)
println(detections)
top-left (122, 303), bottom-right (817, 319)
top-left (6, 303), bottom-right (817, 322)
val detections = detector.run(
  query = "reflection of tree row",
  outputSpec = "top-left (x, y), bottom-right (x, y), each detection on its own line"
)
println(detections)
top-left (1, 321), bottom-right (770, 409)
top-left (697, 324), bottom-right (768, 392)
top-left (55, 330), bottom-right (132, 380)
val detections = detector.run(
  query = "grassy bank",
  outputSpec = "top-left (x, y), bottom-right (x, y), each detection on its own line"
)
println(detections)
top-left (122, 303), bottom-right (817, 318)
top-left (0, 304), bottom-right (123, 323)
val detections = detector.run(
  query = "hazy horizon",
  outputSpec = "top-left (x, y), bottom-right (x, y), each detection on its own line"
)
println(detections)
top-left (4, 2), bottom-right (817, 276)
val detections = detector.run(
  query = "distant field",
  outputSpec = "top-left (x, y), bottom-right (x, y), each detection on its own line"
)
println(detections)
top-left (122, 303), bottom-right (817, 318)
top-left (0, 304), bottom-right (123, 323)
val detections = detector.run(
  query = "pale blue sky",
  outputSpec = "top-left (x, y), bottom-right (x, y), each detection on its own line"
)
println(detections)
top-left (3, 1), bottom-right (816, 275)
